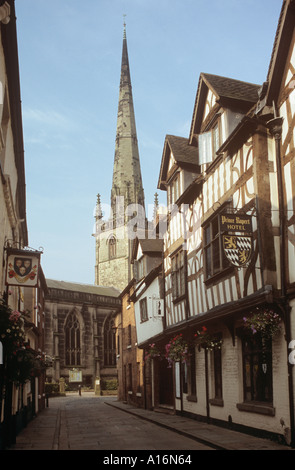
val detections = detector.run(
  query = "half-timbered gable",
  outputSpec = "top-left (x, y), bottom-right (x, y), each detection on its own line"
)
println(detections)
top-left (131, 237), bottom-right (164, 346)
top-left (133, 0), bottom-right (295, 445)
top-left (158, 135), bottom-right (199, 328)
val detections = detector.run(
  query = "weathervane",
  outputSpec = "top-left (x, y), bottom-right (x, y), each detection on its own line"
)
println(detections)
top-left (123, 14), bottom-right (126, 37)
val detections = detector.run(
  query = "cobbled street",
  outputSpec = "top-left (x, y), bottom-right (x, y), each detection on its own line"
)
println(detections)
top-left (9, 393), bottom-right (212, 451)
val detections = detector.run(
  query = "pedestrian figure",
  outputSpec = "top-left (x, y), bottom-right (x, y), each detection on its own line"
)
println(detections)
top-left (78, 384), bottom-right (82, 396)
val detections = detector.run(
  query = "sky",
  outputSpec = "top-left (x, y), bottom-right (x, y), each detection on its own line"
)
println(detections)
top-left (14, 0), bottom-right (283, 286)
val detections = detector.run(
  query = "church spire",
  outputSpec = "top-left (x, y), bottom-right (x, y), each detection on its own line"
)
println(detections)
top-left (111, 21), bottom-right (145, 224)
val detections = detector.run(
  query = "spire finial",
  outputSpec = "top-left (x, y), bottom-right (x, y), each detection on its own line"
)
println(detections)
top-left (123, 14), bottom-right (126, 38)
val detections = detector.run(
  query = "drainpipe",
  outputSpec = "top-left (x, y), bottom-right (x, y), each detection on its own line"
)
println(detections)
top-left (204, 349), bottom-right (210, 422)
top-left (267, 111), bottom-right (295, 447)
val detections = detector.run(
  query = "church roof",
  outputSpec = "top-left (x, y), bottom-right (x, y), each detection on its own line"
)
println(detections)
top-left (46, 279), bottom-right (120, 298)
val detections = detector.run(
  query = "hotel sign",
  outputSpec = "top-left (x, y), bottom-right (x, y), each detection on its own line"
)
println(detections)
top-left (220, 214), bottom-right (253, 268)
top-left (219, 214), bottom-right (252, 233)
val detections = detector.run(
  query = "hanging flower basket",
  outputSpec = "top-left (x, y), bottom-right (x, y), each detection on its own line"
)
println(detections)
top-left (194, 326), bottom-right (223, 351)
top-left (144, 343), bottom-right (162, 362)
top-left (164, 334), bottom-right (189, 367)
top-left (0, 301), bottom-right (25, 355)
top-left (0, 299), bottom-right (35, 384)
top-left (243, 307), bottom-right (281, 340)
top-left (8, 346), bottom-right (35, 385)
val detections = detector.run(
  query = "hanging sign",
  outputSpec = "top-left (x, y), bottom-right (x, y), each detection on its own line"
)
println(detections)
top-left (219, 214), bottom-right (252, 233)
top-left (69, 369), bottom-right (82, 383)
top-left (222, 235), bottom-right (253, 267)
top-left (6, 248), bottom-right (41, 287)
top-left (220, 213), bottom-right (253, 267)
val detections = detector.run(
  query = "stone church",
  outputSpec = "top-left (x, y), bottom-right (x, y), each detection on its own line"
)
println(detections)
top-left (44, 24), bottom-right (145, 389)
top-left (94, 23), bottom-right (145, 292)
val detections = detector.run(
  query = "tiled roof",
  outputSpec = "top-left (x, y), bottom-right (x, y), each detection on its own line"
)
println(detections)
top-left (166, 135), bottom-right (198, 165)
top-left (46, 279), bottom-right (120, 297)
top-left (201, 73), bottom-right (260, 103)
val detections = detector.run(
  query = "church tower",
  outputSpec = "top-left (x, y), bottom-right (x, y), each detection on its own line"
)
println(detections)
top-left (95, 23), bottom-right (145, 291)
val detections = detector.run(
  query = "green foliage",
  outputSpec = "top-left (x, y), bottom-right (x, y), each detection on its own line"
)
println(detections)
top-left (243, 307), bottom-right (281, 339)
top-left (0, 299), bottom-right (35, 384)
top-left (45, 383), bottom-right (59, 395)
top-left (101, 379), bottom-right (118, 390)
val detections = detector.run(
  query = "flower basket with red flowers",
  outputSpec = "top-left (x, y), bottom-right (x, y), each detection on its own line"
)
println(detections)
top-left (194, 326), bottom-right (223, 351)
top-left (165, 334), bottom-right (189, 367)
top-left (144, 343), bottom-right (162, 362)
top-left (0, 299), bottom-right (35, 384)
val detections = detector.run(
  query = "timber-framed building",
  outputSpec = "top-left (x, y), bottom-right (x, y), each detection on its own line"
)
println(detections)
top-left (129, 0), bottom-right (295, 446)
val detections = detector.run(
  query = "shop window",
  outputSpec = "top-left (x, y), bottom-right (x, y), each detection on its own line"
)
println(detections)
top-left (182, 362), bottom-right (188, 394)
top-left (213, 345), bottom-right (222, 400)
top-left (188, 346), bottom-right (197, 398)
top-left (242, 334), bottom-right (273, 403)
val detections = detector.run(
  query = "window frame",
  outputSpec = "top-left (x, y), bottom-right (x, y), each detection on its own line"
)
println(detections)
top-left (241, 333), bottom-right (273, 404)
top-left (65, 312), bottom-right (81, 367)
top-left (203, 210), bottom-right (231, 282)
top-left (104, 318), bottom-right (117, 366)
top-left (213, 342), bottom-right (223, 400)
top-left (139, 297), bottom-right (148, 323)
top-left (199, 117), bottom-right (221, 166)
top-left (171, 250), bottom-right (186, 301)
top-left (168, 172), bottom-right (181, 206)
top-left (108, 235), bottom-right (116, 260)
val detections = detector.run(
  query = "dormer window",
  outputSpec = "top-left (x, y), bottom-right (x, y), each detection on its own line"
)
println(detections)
top-left (198, 119), bottom-right (221, 166)
top-left (169, 173), bottom-right (180, 205)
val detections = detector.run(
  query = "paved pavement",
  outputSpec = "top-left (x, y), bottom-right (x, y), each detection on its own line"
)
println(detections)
top-left (107, 399), bottom-right (292, 451)
top-left (6, 392), bottom-right (293, 452)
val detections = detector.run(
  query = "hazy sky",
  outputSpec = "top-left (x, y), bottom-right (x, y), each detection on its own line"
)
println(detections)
top-left (14, 0), bottom-right (282, 286)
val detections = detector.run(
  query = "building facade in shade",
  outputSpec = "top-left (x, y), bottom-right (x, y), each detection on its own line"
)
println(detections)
top-left (125, 0), bottom-right (295, 447)
top-left (44, 280), bottom-right (121, 389)
top-left (94, 24), bottom-right (145, 292)
top-left (0, 1), bottom-right (47, 449)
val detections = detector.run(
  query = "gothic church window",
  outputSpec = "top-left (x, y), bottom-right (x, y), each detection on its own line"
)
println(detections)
top-left (108, 236), bottom-right (116, 259)
top-left (104, 318), bottom-right (116, 366)
top-left (65, 312), bottom-right (81, 366)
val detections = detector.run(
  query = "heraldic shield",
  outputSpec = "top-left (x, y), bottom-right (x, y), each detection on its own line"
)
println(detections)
top-left (14, 257), bottom-right (32, 277)
top-left (222, 235), bottom-right (253, 267)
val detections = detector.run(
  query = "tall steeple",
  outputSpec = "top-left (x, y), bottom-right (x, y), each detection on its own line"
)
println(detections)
top-left (94, 22), bottom-right (145, 291)
top-left (111, 21), bottom-right (145, 222)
